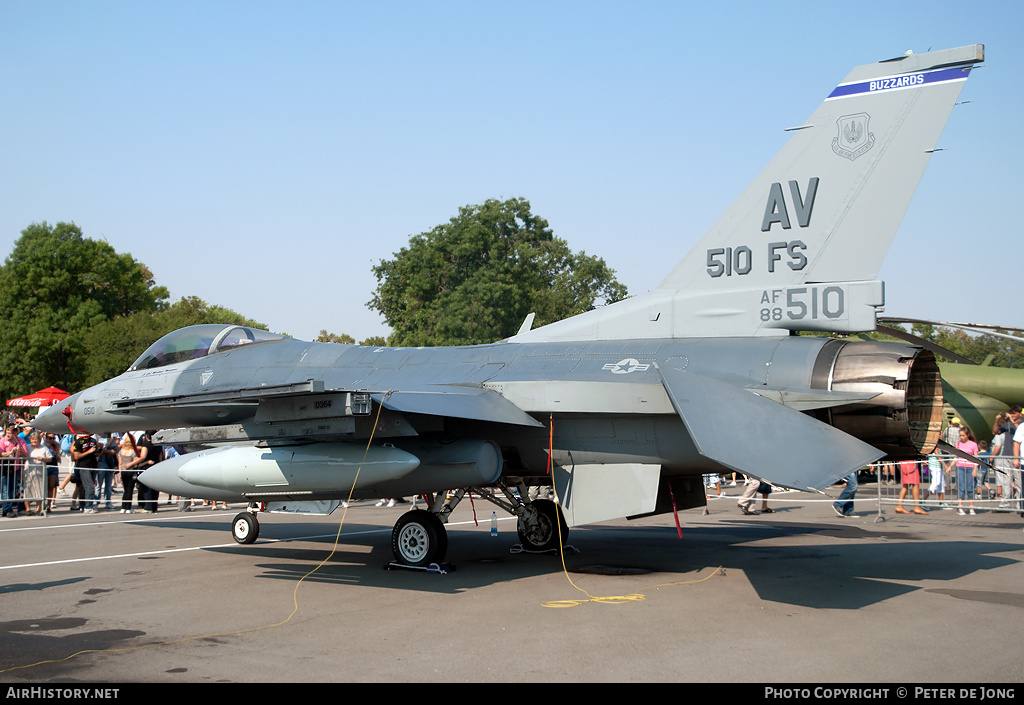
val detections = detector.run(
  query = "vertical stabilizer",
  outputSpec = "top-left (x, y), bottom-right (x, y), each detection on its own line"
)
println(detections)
top-left (512, 44), bottom-right (984, 343)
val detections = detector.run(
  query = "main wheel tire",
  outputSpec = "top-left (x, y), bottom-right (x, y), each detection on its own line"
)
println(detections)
top-left (232, 512), bottom-right (259, 544)
top-left (391, 509), bottom-right (448, 567)
top-left (517, 498), bottom-right (568, 552)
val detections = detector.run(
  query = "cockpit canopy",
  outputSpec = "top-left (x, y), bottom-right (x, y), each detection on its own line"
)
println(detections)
top-left (129, 325), bottom-right (285, 372)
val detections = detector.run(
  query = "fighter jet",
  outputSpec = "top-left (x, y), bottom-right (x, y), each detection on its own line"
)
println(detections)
top-left (34, 44), bottom-right (984, 568)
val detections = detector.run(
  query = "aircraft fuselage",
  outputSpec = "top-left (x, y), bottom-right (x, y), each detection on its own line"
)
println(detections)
top-left (42, 331), bottom-right (938, 491)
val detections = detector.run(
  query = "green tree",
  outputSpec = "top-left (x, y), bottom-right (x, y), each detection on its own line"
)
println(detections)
top-left (369, 198), bottom-right (628, 346)
top-left (82, 296), bottom-right (267, 385)
top-left (0, 222), bottom-right (169, 398)
top-left (314, 331), bottom-right (388, 346)
top-left (910, 324), bottom-right (1024, 368)
top-left (314, 330), bottom-right (355, 344)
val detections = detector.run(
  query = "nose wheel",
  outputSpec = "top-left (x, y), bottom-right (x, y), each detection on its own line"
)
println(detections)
top-left (232, 512), bottom-right (260, 544)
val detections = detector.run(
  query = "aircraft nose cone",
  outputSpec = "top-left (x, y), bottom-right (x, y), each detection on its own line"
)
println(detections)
top-left (31, 393), bottom-right (80, 434)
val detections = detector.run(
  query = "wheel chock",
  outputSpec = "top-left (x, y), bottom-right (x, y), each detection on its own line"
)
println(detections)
top-left (383, 561), bottom-right (455, 575)
top-left (509, 543), bottom-right (579, 556)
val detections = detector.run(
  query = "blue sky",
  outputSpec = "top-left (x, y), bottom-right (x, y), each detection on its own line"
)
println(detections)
top-left (1, 1), bottom-right (1020, 341)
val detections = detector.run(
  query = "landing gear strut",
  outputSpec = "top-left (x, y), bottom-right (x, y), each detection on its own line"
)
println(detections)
top-left (385, 479), bottom-right (570, 567)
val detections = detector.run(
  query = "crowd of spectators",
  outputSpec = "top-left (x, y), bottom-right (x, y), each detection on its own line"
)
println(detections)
top-left (0, 410), bottom-right (195, 518)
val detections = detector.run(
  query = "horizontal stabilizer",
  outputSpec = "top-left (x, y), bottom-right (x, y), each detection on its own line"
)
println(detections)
top-left (658, 365), bottom-right (882, 491)
top-left (376, 386), bottom-right (544, 428)
top-left (751, 386), bottom-right (880, 411)
top-left (935, 440), bottom-right (995, 472)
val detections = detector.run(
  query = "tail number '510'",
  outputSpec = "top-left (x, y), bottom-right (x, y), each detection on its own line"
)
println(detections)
top-left (759, 286), bottom-right (844, 322)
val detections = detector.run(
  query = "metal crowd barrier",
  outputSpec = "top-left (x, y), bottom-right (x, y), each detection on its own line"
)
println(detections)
top-left (0, 458), bottom-right (124, 517)
top-left (871, 454), bottom-right (1023, 518)
top-left (703, 457), bottom-right (1023, 521)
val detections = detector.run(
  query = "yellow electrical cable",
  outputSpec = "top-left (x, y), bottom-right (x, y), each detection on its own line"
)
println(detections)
top-left (1, 396), bottom-right (390, 675)
top-left (541, 565), bottom-right (725, 608)
top-left (540, 414), bottom-right (724, 608)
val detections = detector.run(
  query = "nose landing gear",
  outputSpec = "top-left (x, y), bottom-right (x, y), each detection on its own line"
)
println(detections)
top-left (232, 511), bottom-right (259, 544)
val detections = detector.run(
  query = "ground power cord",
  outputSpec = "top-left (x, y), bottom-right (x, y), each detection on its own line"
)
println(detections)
top-left (539, 414), bottom-right (724, 608)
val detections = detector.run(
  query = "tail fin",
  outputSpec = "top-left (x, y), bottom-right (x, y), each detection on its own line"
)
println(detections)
top-left (512, 44), bottom-right (984, 343)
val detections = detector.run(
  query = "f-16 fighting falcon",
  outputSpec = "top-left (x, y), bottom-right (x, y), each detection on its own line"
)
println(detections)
top-left (35, 44), bottom-right (985, 568)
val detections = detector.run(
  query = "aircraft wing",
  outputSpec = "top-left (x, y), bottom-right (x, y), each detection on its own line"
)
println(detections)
top-left (375, 385), bottom-right (545, 428)
top-left (657, 365), bottom-right (883, 491)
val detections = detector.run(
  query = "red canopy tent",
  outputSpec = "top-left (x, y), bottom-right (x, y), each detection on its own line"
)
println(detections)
top-left (6, 386), bottom-right (69, 407)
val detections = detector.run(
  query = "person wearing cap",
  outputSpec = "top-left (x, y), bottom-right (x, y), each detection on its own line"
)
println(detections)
top-left (944, 417), bottom-right (962, 446)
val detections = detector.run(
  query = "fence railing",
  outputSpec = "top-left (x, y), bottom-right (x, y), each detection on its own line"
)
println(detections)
top-left (869, 455), bottom-right (1022, 517)
top-left (703, 455), bottom-right (1023, 519)
top-left (0, 458), bottom-right (125, 517)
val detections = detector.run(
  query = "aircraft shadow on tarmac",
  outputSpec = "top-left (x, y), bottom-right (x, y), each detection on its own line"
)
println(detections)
top-left (586, 522), bottom-right (1024, 610)
top-left (189, 518), bottom-right (1024, 608)
top-left (0, 576), bottom-right (89, 596)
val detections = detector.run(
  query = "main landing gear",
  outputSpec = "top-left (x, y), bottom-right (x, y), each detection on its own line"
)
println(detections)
top-left (386, 479), bottom-right (569, 568)
top-left (515, 498), bottom-right (567, 553)
top-left (224, 484), bottom-right (570, 568)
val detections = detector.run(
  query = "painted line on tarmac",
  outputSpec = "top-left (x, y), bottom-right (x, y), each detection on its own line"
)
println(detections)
top-left (0, 516), bottom-right (510, 572)
top-left (0, 529), bottom-right (388, 572)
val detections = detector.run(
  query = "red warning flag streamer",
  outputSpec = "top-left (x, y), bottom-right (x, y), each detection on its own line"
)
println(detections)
top-left (668, 483), bottom-right (683, 539)
top-left (546, 415), bottom-right (554, 475)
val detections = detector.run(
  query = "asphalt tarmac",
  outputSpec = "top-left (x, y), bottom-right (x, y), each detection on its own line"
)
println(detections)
top-left (1, 487), bottom-right (1022, 684)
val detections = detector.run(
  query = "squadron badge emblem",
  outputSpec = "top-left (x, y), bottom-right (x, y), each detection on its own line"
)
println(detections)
top-left (832, 113), bottom-right (875, 161)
